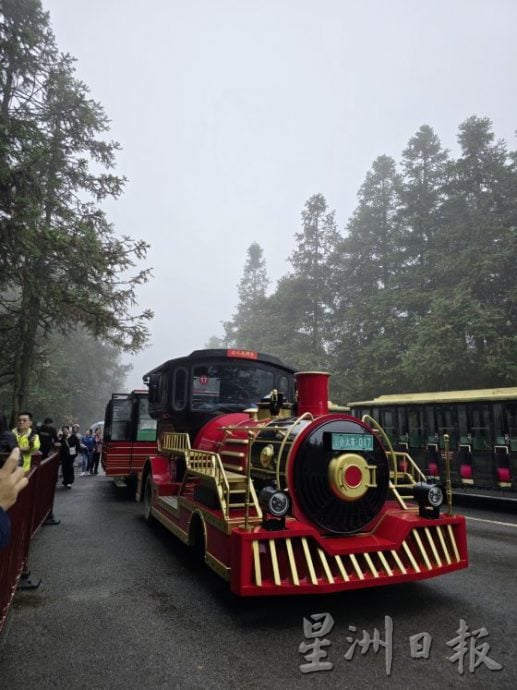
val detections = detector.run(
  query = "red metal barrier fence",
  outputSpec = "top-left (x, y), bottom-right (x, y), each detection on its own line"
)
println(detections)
top-left (0, 451), bottom-right (60, 634)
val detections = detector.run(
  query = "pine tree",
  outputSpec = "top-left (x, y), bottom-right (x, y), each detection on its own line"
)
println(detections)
top-left (399, 125), bottom-right (449, 305)
top-left (287, 193), bottom-right (340, 369)
top-left (401, 117), bottom-right (517, 389)
top-left (0, 1), bottom-right (152, 418)
top-left (331, 156), bottom-right (403, 399)
top-left (224, 242), bottom-right (269, 349)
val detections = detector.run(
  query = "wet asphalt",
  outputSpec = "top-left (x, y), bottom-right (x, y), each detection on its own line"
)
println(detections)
top-left (1, 474), bottom-right (517, 689)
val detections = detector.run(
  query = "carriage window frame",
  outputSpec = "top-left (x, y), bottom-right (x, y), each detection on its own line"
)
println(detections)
top-left (468, 403), bottom-right (492, 451)
top-left (407, 406), bottom-right (425, 448)
top-left (172, 367), bottom-right (188, 411)
top-left (425, 405), bottom-right (437, 442)
top-left (436, 404), bottom-right (457, 448)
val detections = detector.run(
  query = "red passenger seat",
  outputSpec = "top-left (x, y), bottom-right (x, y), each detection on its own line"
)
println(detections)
top-left (428, 462), bottom-right (438, 476)
top-left (497, 467), bottom-right (511, 483)
top-left (460, 464), bottom-right (472, 479)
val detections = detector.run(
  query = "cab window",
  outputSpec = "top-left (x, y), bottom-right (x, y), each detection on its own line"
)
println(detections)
top-left (191, 364), bottom-right (275, 410)
top-left (173, 367), bottom-right (188, 411)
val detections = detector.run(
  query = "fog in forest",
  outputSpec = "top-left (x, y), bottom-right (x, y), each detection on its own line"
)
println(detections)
top-left (43, 0), bottom-right (517, 389)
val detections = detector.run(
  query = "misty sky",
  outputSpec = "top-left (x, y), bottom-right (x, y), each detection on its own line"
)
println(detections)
top-left (43, 0), bottom-right (517, 389)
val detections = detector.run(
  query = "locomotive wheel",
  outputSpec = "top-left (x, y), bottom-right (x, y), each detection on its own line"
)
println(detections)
top-left (188, 514), bottom-right (206, 564)
top-left (143, 473), bottom-right (155, 523)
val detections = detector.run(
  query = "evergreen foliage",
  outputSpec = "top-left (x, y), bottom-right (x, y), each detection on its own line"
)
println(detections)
top-left (0, 1), bottom-right (152, 422)
top-left (217, 120), bottom-right (517, 403)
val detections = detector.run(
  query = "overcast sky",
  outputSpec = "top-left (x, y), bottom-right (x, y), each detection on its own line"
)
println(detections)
top-left (43, 0), bottom-right (517, 389)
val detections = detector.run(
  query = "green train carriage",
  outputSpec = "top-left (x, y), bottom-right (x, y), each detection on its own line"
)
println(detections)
top-left (348, 388), bottom-right (517, 492)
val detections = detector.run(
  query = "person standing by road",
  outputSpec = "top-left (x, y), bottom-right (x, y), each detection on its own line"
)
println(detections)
top-left (12, 411), bottom-right (40, 472)
top-left (59, 426), bottom-right (75, 488)
top-left (82, 428), bottom-right (95, 474)
top-left (69, 424), bottom-right (82, 469)
top-left (92, 427), bottom-right (103, 475)
top-left (38, 417), bottom-right (58, 459)
top-left (0, 413), bottom-right (17, 455)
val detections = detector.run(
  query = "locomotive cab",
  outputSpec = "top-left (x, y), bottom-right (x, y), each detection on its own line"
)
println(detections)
top-left (144, 348), bottom-right (296, 446)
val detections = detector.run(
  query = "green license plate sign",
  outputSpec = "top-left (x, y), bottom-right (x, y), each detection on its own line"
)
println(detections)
top-left (331, 433), bottom-right (374, 452)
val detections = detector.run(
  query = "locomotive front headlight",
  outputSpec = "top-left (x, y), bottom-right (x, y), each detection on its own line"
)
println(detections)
top-left (427, 484), bottom-right (444, 507)
top-left (259, 486), bottom-right (290, 517)
top-left (413, 482), bottom-right (445, 518)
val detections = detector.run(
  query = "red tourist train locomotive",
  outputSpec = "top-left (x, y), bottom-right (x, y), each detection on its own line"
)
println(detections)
top-left (137, 349), bottom-right (468, 596)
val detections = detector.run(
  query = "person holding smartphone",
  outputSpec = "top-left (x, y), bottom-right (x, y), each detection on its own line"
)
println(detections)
top-left (0, 448), bottom-right (29, 549)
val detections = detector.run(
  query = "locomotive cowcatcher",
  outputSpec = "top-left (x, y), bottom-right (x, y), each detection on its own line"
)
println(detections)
top-left (137, 349), bottom-right (468, 596)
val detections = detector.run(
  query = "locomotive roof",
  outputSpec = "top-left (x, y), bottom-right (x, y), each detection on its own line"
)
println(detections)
top-left (143, 349), bottom-right (296, 380)
top-left (349, 386), bottom-right (517, 407)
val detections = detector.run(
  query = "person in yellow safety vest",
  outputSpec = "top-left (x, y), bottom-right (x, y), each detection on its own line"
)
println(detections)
top-left (12, 411), bottom-right (40, 472)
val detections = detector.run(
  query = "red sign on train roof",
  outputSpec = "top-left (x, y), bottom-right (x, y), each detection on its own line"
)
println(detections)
top-left (226, 349), bottom-right (258, 360)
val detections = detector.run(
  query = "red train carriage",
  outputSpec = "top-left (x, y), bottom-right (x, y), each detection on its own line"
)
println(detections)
top-left (137, 349), bottom-right (468, 596)
top-left (102, 390), bottom-right (157, 488)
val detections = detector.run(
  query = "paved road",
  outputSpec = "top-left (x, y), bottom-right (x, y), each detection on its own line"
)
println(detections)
top-left (1, 475), bottom-right (516, 689)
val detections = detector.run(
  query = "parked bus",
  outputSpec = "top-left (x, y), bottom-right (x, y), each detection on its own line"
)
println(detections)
top-left (102, 389), bottom-right (157, 489)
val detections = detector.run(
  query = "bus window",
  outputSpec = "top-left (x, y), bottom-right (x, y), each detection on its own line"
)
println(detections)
top-left (469, 404), bottom-right (491, 451)
top-left (135, 397), bottom-right (157, 441)
top-left (173, 367), bottom-right (187, 411)
top-left (111, 399), bottom-right (133, 441)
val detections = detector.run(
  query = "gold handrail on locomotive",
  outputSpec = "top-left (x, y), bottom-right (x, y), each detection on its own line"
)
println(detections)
top-left (275, 412), bottom-right (314, 488)
top-left (361, 414), bottom-right (427, 510)
top-left (162, 431), bottom-right (262, 523)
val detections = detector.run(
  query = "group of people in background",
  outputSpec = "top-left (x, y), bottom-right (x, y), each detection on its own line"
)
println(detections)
top-left (0, 411), bottom-right (103, 550)
top-left (58, 423), bottom-right (103, 488)
top-left (0, 411), bottom-right (103, 489)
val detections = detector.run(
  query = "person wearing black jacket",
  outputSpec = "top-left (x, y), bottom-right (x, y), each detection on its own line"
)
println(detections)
top-left (0, 413), bottom-right (18, 459)
top-left (38, 417), bottom-right (58, 459)
top-left (59, 426), bottom-right (77, 488)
